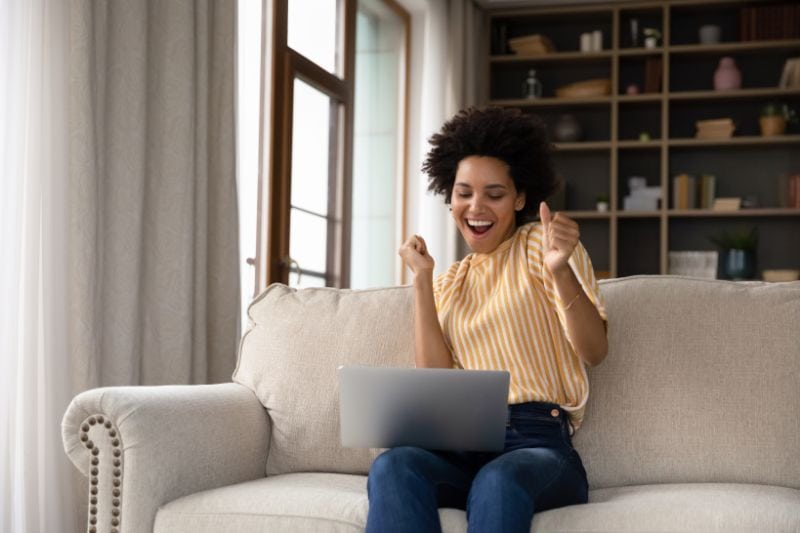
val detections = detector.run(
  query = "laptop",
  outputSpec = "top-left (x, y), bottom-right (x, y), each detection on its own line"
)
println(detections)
top-left (338, 366), bottom-right (510, 452)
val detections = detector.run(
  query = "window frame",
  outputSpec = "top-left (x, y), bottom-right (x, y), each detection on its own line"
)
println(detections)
top-left (255, 0), bottom-right (410, 292)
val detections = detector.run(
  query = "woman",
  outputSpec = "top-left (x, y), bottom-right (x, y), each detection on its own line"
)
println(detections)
top-left (366, 106), bottom-right (609, 533)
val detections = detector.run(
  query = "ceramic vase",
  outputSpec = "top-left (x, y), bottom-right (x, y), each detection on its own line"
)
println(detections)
top-left (713, 57), bottom-right (741, 91)
top-left (759, 116), bottom-right (786, 136)
top-left (721, 249), bottom-right (755, 280)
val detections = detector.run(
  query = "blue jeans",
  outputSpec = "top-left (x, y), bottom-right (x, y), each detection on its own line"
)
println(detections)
top-left (366, 401), bottom-right (588, 533)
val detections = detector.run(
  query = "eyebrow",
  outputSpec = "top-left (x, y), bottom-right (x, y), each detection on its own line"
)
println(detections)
top-left (453, 183), bottom-right (507, 190)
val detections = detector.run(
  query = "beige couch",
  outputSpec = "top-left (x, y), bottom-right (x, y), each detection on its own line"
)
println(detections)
top-left (62, 276), bottom-right (800, 532)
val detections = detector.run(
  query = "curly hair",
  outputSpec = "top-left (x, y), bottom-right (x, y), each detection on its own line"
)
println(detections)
top-left (421, 106), bottom-right (558, 226)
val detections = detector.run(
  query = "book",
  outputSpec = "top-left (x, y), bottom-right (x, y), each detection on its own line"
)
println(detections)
top-left (672, 173), bottom-right (697, 209)
top-left (789, 174), bottom-right (800, 208)
top-left (700, 174), bottom-right (716, 209)
top-left (644, 57), bottom-right (662, 93)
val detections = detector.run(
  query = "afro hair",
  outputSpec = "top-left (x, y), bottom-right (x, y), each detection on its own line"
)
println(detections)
top-left (421, 106), bottom-right (559, 226)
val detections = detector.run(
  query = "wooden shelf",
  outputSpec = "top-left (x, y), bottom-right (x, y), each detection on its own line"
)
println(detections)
top-left (669, 39), bottom-right (800, 55)
top-left (669, 88), bottom-right (800, 101)
top-left (669, 135), bottom-right (800, 147)
top-left (561, 211), bottom-right (612, 219)
top-left (618, 47), bottom-right (665, 56)
top-left (618, 139), bottom-right (662, 148)
top-left (488, 0), bottom-right (800, 278)
top-left (617, 211), bottom-right (662, 218)
top-left (490, 51), bottom-right (613, 63)
top-left (617, 94), bottom-right (663, 103)
top-left (668, 208), bottom-right (800, 218)
top-left (490, 96), bottom-right (612, 107)
top-left (554, 141), bottom-right (612, 151)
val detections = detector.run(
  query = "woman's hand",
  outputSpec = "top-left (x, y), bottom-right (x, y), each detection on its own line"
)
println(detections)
top-left (539, 201), bottom-right (579, 274)
top-left (399, 234), bottom-right (435, 277)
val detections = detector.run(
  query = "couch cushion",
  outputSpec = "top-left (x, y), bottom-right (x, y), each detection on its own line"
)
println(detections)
top-left (153, 473), bottom-right (467, 533)
top-left (154, 475), bottom-right (800, 533)
top-left (535, 483), bottom-right (800, 532)
top-left (576, 276), bottom-right (800, 490)
top-left (232, 284), bottom-right (414, 476)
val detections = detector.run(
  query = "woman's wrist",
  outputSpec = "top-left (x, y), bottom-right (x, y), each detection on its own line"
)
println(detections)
top-left (413, 270), bottom-right (433, 287)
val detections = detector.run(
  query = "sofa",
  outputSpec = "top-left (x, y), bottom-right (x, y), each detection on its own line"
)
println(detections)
top-left (62, 275), bottom-right (800, 532)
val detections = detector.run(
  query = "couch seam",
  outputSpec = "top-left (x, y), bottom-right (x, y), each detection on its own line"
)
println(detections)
top-left (157, 510), bottom-right (364, 529)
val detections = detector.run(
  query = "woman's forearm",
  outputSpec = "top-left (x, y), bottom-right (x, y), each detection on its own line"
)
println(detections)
top-left (413, 273), bottom-right (453, 368)
top-left (550, 266), bottom-right (608, 366)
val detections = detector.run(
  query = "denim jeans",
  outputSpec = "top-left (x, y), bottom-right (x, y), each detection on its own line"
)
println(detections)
top-left (365, 401), bottom-right (588, 533)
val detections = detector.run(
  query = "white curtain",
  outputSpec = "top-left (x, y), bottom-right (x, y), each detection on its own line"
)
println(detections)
top-left (0, 0), bottom-right (80, 531)
top-left (403, 0), bottom-right (487, 272)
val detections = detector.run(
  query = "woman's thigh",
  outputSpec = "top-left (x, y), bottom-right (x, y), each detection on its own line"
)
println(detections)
top-left (469, 446), bottom-right (588, 512)
top-left (368, 446), bottom-right (485, 502)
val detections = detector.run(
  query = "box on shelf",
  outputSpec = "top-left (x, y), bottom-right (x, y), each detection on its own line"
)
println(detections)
top-left (508, 34), bottom-right (555, 56)
top-left (762, 269), bottom-right (800, 282)
top-left (668, 251), bottom-right (718, 279)
top-left (695, 118), bottom-right (735, 139)
top-left (713, 197), bottom-right (742, 211)
top-left (555, 78), bottom-right (611, 98)
top-left (624, 185), bottom-right (661, 211)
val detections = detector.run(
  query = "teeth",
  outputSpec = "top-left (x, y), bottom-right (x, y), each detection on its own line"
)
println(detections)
top-left (467, 220), bottom-right (493, 227)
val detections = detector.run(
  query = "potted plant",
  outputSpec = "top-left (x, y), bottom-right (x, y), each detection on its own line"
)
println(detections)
top-left (708, 227), bottom-right (758, 280)
top-left (596, 194), bottom-right (610, 212)
top-left (643, 28), bottom-right (661, 49)
top-left (760, 102), bottom-right (787, 136)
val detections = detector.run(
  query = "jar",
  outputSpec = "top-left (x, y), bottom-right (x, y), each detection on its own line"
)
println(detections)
top-left (713, 57), bottom-right (741, 91)
top-left (522, 69), bottom-right (542, 99)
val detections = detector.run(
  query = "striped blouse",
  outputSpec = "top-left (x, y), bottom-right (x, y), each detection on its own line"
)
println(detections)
top-left (433, 221), bottom-right (608, 430)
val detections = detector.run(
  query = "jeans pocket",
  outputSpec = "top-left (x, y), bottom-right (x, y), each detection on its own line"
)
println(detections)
top-left (509, 414), bottom-right (562, 441)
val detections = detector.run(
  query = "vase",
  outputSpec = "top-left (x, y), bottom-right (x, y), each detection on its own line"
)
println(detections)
top-left (699, 24), bottom-right (721, 44)
top-left (759, 115), bottom-right (786, 136)
top-left (554, 114), bottom-right (582, 142)
top-left (713, 57), bottom-right (741, 91)
top-left (721, 249), bottom-right (755, 280)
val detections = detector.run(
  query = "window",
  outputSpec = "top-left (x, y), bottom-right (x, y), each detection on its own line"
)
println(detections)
top-left (257, 0), bottom-right (409, 292)
top-left (350, 0), bottom-right (409, 288)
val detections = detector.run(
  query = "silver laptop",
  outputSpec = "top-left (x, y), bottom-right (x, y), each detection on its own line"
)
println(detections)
top-left (338, 366), bottom-right (510, 452)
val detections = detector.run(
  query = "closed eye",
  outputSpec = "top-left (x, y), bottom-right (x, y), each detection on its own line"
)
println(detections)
top-left (456, 194), bottom-right (504, 200)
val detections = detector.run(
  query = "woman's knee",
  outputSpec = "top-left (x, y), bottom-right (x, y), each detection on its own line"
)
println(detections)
top-left (369, 446), bottom-right (433, 484)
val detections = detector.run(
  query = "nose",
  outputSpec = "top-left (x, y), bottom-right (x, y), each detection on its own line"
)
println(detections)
top-left (467, 194), bottom-right (487, 211)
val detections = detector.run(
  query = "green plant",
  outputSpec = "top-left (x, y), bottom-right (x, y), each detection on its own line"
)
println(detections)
top-left (643, 28), bottom-right (662, 40)
top-left (761, 101), bottom-right (785, 117)
top-left (708, 226), bottom-right (758, 251)
top-left (596, 194), bottom-right (609, 203)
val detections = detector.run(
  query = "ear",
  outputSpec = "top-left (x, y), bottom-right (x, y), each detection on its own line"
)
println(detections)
top-left (515, 191), bottom-right (526, 211)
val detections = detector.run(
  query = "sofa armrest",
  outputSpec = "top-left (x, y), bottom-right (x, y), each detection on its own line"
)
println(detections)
top-left (61, 382), bottom-right (270, 533)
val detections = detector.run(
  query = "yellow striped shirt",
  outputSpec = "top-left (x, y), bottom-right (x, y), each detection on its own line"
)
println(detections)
top-left (433, 221), bottom-right (608, 430)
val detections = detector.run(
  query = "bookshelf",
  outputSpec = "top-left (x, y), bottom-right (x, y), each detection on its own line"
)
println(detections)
top-left (486, 0), bottom-right (800, 279)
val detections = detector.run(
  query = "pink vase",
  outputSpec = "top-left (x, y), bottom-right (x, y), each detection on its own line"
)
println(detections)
top-left (713, 57), bottom-right (741, 91)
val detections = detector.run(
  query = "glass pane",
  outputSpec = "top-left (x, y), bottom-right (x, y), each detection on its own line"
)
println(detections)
top-left (291, 78), bottom-right (331, 216)
top-left (290, 207), bottom-right (327, 274)
top-left (288, 0), bottom-right (339, 75)
top-left (289, 272), bottom-right (326, 289)
top-left (351, 0), bottom-right (404, 288)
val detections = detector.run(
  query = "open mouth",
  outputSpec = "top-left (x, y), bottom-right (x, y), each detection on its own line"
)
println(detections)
top-left (466, 219), bottom-right (494, 237)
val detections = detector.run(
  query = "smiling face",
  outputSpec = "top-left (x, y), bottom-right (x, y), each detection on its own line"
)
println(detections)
top-left (450, 156), bottom-right (525, 254)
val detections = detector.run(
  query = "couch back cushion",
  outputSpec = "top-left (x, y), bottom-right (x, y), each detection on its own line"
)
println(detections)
top-left (575, 276), bottom-right (800, 490)
top-left (233, 283), bottom-right (414, 476)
